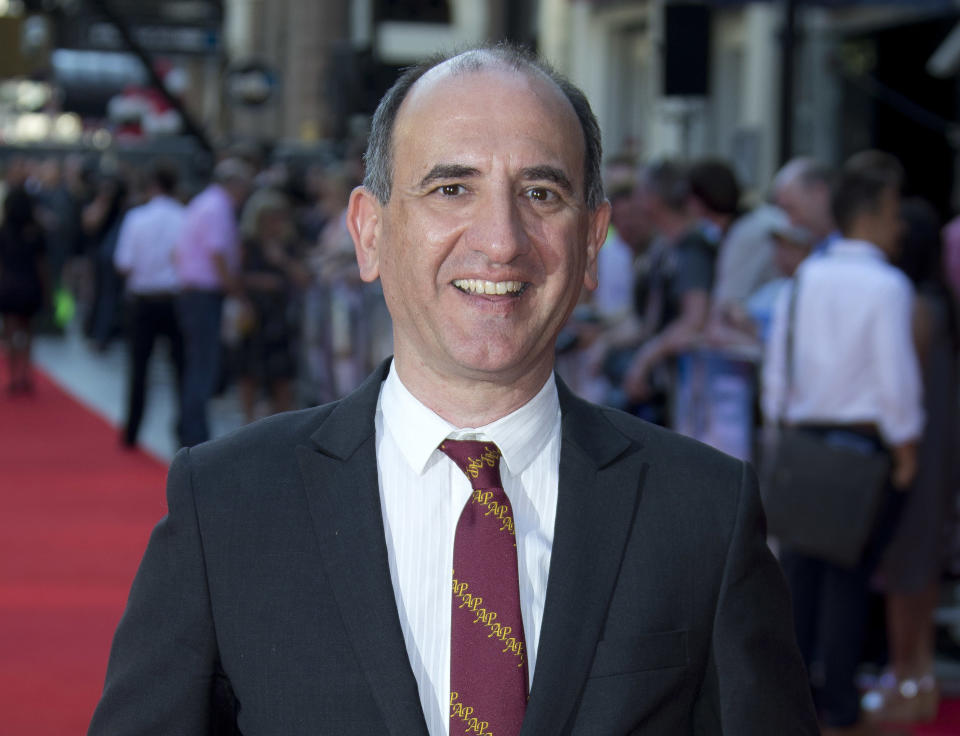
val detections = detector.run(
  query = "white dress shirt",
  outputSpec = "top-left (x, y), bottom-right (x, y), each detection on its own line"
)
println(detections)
top-left (113, 194), bottom-right (185, 295)
top-left (375, 363), bottom-right (561, 736)
top-left (762, 238), bottom-right (924, 446)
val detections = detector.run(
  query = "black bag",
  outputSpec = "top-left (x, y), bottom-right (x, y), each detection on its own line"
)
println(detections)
top-left (760, 277), bottom-right (891, 568)
top-left (761, 426), bottom-right (890, 568)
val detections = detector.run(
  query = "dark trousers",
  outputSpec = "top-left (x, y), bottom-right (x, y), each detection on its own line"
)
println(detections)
top-left (176, 291), bottom-right (223, 447)
top-left (779, 429), bottom-right (906, 727)
top-left (124, 294), bottom-right (184, 446)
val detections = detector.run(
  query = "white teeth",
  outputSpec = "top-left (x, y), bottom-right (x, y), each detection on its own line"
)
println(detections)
top-left (453, 279), bottom-right (524, 295)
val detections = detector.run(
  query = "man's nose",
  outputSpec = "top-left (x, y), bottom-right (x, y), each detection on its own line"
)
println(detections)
top-left (468, 190), bottom-right (530, 265)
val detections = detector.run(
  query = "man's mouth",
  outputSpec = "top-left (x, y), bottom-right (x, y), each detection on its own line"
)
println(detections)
top-left (452, 279), bottom-right (528, 296)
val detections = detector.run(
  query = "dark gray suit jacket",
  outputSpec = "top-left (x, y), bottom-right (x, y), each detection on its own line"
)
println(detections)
top-left (89, 361), bottom-right (818, 735)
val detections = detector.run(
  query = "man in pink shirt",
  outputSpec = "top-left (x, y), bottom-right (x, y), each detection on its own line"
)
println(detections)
top-left (174, 157), bottom-right (252, 446)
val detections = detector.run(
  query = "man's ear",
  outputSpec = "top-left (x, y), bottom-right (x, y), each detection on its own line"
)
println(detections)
top-left (582, 199), bottom-right (611, 291)
top-left (347, 186), bottom-right (382, 283)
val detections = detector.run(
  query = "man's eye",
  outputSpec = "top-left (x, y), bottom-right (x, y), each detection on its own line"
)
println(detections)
top-left (439, 184), bottom-right (465, 196)
top-left (526, 187), bottom-right (555, 202)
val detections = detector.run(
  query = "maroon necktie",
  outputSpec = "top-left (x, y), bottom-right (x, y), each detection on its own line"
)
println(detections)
top-left (440, 439), bottom-right (528, 736)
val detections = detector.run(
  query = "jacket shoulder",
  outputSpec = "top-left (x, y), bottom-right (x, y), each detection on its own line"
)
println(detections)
top-left (185, 403), bottom-right (337, 473)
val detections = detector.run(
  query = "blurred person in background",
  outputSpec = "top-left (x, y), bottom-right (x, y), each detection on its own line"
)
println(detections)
top-left (83, 169), bottom-right (129, 350)
top-left (296, 162), bottom-right (331, 245)
top-left (773, 157), bottom-right (838, 254)
top-left (112, 160), bottom-right (185, 449)
top-left (763, 150), bottom-right (923, 735)
top-left (57, 154), bottom-right (96, 322)
top-left (33, 157), bottom-right (82, 332)
top-left (304, 163), bottom-right (372, 402)
top-left (594, 158), bottom-right (648, 323)
top-left (861, 197), bottom-right (959, 724)
top-left (686, 158), bottom-right (741, 248)
top-left (174, 157), bottom-right (253, 447)
top-left (707, 180), bottom-right (783, 337)
top-left (0, 187), bottom-right (47, 394)
top-left (235, 188), bottom-right (310, 422)
top-left (710, 209), bottom-right (813, 348)
top-left (743, 215), bottom-right (814, 344)
top-left (555, 162), bottom-right (650, 403)
top-left (940, 202), bottom-right (960, 305)
top-left (621, 160), bottom-right (715, 423)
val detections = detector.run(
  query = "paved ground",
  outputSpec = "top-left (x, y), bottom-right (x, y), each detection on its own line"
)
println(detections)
top-left (33, 323), bottom-right (244, 462)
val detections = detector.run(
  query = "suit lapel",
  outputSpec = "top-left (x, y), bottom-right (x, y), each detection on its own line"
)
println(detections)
top-left (522, 380), bottom-right (648, 736)
top-left (296, 361), bottom-right (429, 736)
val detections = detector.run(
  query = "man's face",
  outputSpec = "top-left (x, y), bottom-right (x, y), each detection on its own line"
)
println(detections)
top-left (610, 190), bottom-right (650, 253)
top-left (349, 65), bottom-right (609, 389)
top-left (635, 183), bottom-right (663, 231)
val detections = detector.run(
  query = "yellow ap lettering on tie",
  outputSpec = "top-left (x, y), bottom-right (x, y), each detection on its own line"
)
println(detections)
top-left (449, 692), bottom-right (494, 736)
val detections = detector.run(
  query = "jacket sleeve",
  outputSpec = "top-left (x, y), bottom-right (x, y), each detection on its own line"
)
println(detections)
top-left (693, 461), bottom-right (820, 735)
top-left (88, 448), bottom-right (221, 736)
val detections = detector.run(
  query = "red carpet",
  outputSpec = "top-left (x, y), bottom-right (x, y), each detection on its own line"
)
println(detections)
top-left (3, 366), bottom-right (960, 734)
top-left (910, 699), bottom-right (960, 734)
top-left (0, 367), bottom-right (168, 735)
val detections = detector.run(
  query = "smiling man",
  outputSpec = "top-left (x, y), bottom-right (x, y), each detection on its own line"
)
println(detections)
top-left (89, 45), bottom-right (818, 736)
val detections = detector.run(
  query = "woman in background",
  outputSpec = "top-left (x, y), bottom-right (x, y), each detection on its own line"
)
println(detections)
top-left (235, 188), bottom-right (310, 422)
top-left (864, 197), bottom-right (959, 724)
top-left (0, 187), bottom-right (47, 393)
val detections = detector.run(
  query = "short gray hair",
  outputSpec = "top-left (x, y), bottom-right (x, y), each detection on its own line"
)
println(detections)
top-left (362, 43), bottom-right (605, 210)
top-left (213, 157), bottom-right (254, 187)
top-left (773, 157), bottom-right (833, 196)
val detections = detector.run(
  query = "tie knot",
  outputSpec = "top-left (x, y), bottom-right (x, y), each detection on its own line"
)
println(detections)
top-left (439, 439), bottom-right (502, 490)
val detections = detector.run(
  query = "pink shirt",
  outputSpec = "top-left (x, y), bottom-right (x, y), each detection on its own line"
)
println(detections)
top-left (174, 184), bottom-right (239, 290)
top-left (943, 215), bottom-right (960, 300)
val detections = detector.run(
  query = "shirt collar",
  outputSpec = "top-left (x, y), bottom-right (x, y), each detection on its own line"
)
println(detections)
top-left (378, 361), bottom-right (560, 478)
top-left (829, 237), bottom-right (889, 262)
top-left (812, 230), bottom-right (841, 255)
top-left (149, 194), bottom-right (179, 208)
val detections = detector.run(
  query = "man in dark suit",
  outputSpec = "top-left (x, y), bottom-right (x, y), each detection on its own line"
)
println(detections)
top-left (89, 45), bottom-right (818, 735)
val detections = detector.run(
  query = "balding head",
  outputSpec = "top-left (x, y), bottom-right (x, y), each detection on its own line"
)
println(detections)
top-left (362, 44), bottom-right (605, 210)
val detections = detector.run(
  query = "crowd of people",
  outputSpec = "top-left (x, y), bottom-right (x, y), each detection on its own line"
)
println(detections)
top-left (0, 146), bottom-right (391, 447)
top-left (560, 149), bottom-right (960, 734)
top-left (1, 130), bottom-right (960, 733)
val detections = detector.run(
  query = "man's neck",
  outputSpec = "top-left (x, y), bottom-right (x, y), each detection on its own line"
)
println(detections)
top-left (391, 352), bottom-right (552, 428)
top-left (844, 224), bottom-right (891, 259)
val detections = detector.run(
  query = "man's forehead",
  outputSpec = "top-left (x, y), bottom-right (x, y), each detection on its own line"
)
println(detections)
top-left (398, 55), bottom-right (571, 129)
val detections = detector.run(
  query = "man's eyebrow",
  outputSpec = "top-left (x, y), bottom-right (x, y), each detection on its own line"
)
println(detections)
top-left (520, 165), bottom-right (574, 195)
top-left (418, 163), bottom-right (481, 189)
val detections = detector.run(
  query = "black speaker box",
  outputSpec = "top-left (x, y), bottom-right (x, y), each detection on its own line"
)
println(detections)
top-left (663, 3), bottom-right (711, 97)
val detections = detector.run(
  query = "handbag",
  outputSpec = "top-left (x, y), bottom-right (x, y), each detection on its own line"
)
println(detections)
top-left (760, 276), bottom-right (891, 569)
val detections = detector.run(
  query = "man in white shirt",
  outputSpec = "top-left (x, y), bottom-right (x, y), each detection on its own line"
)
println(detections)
top-left (763, 150), bottom-right (923, 736)
top-left (113, 160), bottom-right (185, 448)
top-left (90, 45), bottom-right (817, 736)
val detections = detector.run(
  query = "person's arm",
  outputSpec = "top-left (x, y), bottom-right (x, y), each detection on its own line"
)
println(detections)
top-left (875, 278), bottom-right (924, 489)
top-left (112, 212), bottom-right (136, 276)
top-left (886, 296), bottom-right (932, 491)
top-left (213, 250), bottom-right (246, 298)
top-left (622, 288), bottom-right (709, 400)
top-left (692, 462), bottom-right (820, 734)
top-left (88, 449), bottom-right (219, 735)
top-left (760, 284), bottom-right (791, 425)
top-left (891, 441), bottom-right (919, 490)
